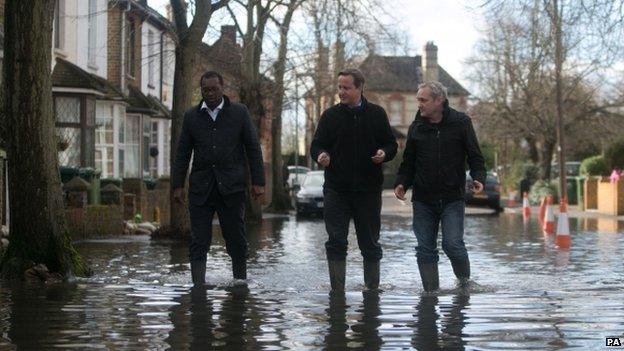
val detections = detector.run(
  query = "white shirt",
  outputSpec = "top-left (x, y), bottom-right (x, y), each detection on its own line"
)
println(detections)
top-left (201, 98), bottom-right (224, 121)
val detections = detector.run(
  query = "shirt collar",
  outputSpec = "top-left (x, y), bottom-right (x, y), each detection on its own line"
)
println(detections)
top-left (201, 98), bottom-right (224, 112)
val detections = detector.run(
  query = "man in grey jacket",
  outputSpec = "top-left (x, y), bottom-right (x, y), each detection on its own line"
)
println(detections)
top-left (172, 71), bottom-right (265, 286)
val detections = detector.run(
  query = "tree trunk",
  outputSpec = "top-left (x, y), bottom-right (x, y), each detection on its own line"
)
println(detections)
top-left (238, 1), bottom-right (273, 222)
top-left (1, 0), bottom-right (88, 278)
top-left (526, 136), bottom-right (539, 164)
top-left (167, 44), bottom-right (195, 239)
top-left (266, 1), bottom-right (299, 213)
top-left (538, 139), bottom-right (556, 180)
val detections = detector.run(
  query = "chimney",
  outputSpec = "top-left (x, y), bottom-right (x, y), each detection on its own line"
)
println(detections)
top-left (220, 25), bottom-right (237, 43)
top-left (423, 41), bottom-right (439, 82)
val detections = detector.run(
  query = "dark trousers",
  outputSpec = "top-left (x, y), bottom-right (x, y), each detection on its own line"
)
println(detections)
top-left (412, 199), bottom-right (467, 264)
top-left (323, 188), bottom-right (382, 262)
top-left (188, 187), bottom-right (247, 263)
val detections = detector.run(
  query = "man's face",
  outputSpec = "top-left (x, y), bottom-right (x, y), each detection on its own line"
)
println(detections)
top-left (338, 74), bottom-right (362, 106)
top-left (201, 76), bottom-right (223, 106)
top-left (417, 87), bottom-right (444, 118)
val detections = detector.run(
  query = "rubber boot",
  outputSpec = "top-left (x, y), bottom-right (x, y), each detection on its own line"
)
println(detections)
top-left (328, 260), bottom-right (346, 292)
top-left (417, 263), bottom-right (439, 292)
top-left (232, 257), bottom-right (247, 280)
top-left (191, 260), bottom-right (206, 286)
top-left (450, 257), bottom-right (470, 287)
top-left (363, 260), bottom-right (380, 290)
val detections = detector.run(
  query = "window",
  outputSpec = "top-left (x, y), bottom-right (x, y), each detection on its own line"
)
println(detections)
top-left (147, 30), bottom-right (155, 87)
top-left (117, 106), bottom-right (125, 177)
top-left (54, 0), bottom-right (64, 50)
top-left (55, 97), bottom-right (81, 167)
top-left (126, 18), bottom-right (136, 77)
top-left (162, 120), bottom-right (171, 176)
top-left (87, 0), bottom-right (98, 66)
top-left (388, 98), bottom-right (403, 126)
top-left (95, 107), bottom-right (114, 177)
top-left (124, 115), bottom-right (141, 178)
top-left (142, 117), bottom-right (151, 177)
top-left (149, 121), bottom-right (159, 177)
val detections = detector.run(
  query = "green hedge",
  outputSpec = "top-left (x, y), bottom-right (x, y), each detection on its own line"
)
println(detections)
top-left (580, 155), bottom-right (608, 176)
top-left (605, 139), bottom-right (624, 170)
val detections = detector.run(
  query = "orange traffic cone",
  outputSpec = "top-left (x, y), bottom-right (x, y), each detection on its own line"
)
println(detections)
top-left (542, 195), bottom-right (555, 235)
top-left (555, 198), bottom-right (571, 249)
top-left (522, 192), bottom-right (531, 221)
top-left (506, 189), bottom-right (516, 208)
top-left (538, 196), bottom-right (547, 226)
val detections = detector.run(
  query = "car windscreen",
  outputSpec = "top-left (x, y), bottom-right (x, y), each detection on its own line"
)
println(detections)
top-left (302, 174), bottom-right (324, 187)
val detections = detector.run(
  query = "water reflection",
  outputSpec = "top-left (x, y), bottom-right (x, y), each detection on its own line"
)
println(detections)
top-left (351, 291), bottom-right (382, 349)
top-left (0, 214), bottom-right (623, 349)
top-left (323, 292), bottom-right (350, 350)
top-left (411, 293), bottom-right (470, 350)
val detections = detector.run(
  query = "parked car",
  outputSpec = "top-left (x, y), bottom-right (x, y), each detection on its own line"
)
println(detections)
top-left (465, 171), bottom-right (502, 211)
top-left (296, 171), bottom-right (324, 216)
top-left (287, 165), bottom-right (310, 189)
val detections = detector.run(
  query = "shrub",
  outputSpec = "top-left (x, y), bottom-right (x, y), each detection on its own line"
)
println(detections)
top-left (605, 138), bottom-right (624, 170)
top-left (529, 179), bottom-right (558, 205)
top-left (580, 155), bottom-right (608, 176)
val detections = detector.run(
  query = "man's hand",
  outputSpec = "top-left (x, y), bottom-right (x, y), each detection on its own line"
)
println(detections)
top-left (173, 187), bottom-right (185, 204)
top-left (371, 149), bottom-right (386, 164)
top-left (317, 152), bottom-right (330, 167)
top-left (394, 184), bottom-right (406, 201)
top-left (251, 185), bottom-right (265, 200)
top-left (472, 180), bottom-right (484, 194)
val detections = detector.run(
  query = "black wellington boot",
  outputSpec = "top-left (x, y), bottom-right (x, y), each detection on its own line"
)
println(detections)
top-left (232, 257), bottom-right (247, 280)
top-left (191, 260), bottom-right (206, 286)
top-left (363, 260), bottom-right (380, 290)
top-left (417, 263), bottom-right (440, 292)
top-left (328, 260), bottom-right (346, 292)
top-left (450, 257), bottom-right (471, 287)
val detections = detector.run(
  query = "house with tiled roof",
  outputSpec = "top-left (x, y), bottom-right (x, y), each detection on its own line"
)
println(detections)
top-left (49, 0), bottom-right (176, 180)
top-left (359, 42), bottom-right (470, 141)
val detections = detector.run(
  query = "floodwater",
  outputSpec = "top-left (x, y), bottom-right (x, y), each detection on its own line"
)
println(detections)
top-left (1, 211), bottom-right (623, 350)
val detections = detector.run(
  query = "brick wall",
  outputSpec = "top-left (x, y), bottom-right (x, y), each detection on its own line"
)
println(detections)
top-left (65, 205), bottom-right (124, 239)
top-left (122, 177), bottom-right (170, 224)
top-left (126, 12), bottom-right (142, 89)
top-left (107, 3), bottom-right (122, 87)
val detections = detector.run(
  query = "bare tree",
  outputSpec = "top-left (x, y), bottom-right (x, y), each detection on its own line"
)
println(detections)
top-left (225, 0), bottom-right (284, 221)
top-left (266, 0), bottom-right (304, 212)
top-left (297, 0), bottom-right (407, 163)
top-left (166, 0), bottom-right (229, 239)
top-left (468, 0), bottom-right (624, 180)
top-left (1, 0), bottom-right (88, 278)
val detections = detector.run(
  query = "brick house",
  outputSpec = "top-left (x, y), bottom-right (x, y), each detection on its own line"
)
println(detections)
top-left (359, 42), bottom-right (470, 144)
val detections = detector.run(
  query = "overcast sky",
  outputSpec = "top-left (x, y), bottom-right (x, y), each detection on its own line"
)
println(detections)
top-left (148, 0), bottom-right (485, 93)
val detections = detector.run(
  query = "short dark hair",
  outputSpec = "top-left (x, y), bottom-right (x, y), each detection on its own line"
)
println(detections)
top-left (338, 68), bottom-right (365, 89)
top-left (200, 71), bottom-right (224, 86)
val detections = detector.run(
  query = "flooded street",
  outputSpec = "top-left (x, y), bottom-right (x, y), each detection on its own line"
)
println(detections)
top-left (1, 210), bottom-right (623, 350)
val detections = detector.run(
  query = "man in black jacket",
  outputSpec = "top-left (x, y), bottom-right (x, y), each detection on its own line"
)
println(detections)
top-left (394, 81), bottom-right (486, 292)
top-left (172, 71), bottom-right (265, 286)
top-left (311, 68), bottom-right (398, 292)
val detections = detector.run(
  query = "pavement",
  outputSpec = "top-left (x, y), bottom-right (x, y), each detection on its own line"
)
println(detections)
top-left (504, 204), bottom-right (624, 220)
